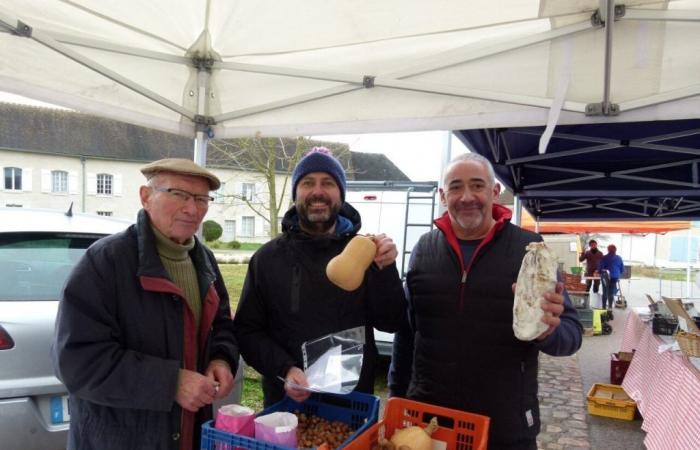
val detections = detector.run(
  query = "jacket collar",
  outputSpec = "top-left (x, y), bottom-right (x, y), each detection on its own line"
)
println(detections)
top-left (281, 202), bottom-right (361, 237)
top-left (434, 203), bottom-right (512, 262)
top-left (134, 209), bottom-right (216, 286)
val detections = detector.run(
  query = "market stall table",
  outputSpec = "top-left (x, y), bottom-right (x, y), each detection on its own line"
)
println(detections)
top-left (620, 308), bottom-right (700, 450)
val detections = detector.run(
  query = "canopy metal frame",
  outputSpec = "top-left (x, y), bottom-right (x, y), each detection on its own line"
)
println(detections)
top-left (1, 3), bottom-right (699, 137)
top-left (457, 118), bottom-right (700, 221)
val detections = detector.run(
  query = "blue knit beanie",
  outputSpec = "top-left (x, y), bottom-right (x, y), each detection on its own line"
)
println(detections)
top-left (292, 147), bottom-right (346, 200)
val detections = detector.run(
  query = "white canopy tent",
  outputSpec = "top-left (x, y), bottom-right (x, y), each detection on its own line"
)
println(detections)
top-left (1, 0), bottom-right (699, 168)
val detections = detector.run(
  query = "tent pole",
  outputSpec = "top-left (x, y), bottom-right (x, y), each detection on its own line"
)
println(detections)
top-left (512, 196), bottom-right (521, 227)
top-left (194, 131), bottom-right (207, 166)
top-left (193, 68), bottom-right (211, 240)
top-left (193, 69), bottom-right (210, 167)
top-left (687, 228), bottom-right (692, 296)
top-left (437, 131), bottom-right (452, 216)
top-left (602, 0), bottom-right (615, 115)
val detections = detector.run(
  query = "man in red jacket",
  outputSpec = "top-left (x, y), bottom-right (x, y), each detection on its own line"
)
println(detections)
top-left (389, 152), bottom-right (582, 450)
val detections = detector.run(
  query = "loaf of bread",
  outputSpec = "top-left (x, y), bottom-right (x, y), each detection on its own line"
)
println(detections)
top-left (513, 242), bottom-right (557, 341)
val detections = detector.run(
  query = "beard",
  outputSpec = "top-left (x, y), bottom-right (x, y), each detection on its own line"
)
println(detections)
top-left (452, 202), bottom-right (486, 233)
top-left (297, 195), bottom-right (341, 234)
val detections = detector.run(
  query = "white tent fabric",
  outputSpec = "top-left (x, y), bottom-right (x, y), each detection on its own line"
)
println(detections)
top-left (1, 0), bottom-right (699, 141)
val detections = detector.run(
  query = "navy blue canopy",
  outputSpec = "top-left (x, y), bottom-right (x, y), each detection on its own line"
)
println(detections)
top-left (456, 119), bottom-right (700, 221)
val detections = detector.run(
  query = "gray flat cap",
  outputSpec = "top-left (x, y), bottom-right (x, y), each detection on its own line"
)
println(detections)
top-left (140, 158), bottom-right (220, 190)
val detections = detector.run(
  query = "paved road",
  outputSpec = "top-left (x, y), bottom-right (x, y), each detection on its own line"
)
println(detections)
top-left (535, 281), bottom-right (672, 450)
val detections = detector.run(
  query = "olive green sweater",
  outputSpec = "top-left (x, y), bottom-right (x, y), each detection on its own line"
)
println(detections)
top-left (152, 226), bottom-right (201, 330)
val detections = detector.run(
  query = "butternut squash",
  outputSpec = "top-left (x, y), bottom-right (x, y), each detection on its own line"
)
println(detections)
top-left (388, 417), bottom-right (438, 450)
top-left (326, 235), bottom-right (377, 291)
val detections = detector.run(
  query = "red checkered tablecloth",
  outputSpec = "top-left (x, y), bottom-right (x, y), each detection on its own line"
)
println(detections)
top-left (621, 309), bottom-right (700, 450)
top-left (620, 308), bottom-right (648, 352)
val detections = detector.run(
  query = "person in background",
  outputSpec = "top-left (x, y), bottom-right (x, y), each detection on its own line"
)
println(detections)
top-left (389, 152), bottom-right (582, 450)
top-left (579, 239), bottom-right (604, 293)
top-left (598, 244), bottom-right (625, 312)
top-left (52, 158), bottom-right (238, 450)
top-left (233, 146), bottom-right (406, 407)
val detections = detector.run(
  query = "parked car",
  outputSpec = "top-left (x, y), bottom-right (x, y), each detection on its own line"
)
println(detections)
top-left (0, 207), bottom-right (243, 450)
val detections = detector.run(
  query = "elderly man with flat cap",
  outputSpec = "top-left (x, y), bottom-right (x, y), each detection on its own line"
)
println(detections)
top-left (233, 147), bottom-right (406, 407)
top-left (52, 158), bottom-right (238, 450)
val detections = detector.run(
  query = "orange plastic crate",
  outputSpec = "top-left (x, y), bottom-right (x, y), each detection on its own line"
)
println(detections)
top-left (344, 398), bottom-right (489, 450)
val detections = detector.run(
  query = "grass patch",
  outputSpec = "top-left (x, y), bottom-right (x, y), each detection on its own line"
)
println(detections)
top-left (239, 242), bottom-right (263, 251)
top-left (219, 264), bottom-right (265, 410)
top-left (374, 357), bottom-right (390, 400)
top-left (205, 240), bottom-right (235, 249)
top-left (240, 366), bottom-right (265, 411)
top-left (219, 264), bottom-right (249, 311)
top-left (633, 265), bottom-right (699, 281)
top-left (207, 241), bottom-right (264, 251)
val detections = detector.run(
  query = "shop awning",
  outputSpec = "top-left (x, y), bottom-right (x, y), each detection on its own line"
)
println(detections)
top-left (520, 211), bottom-right (691, 234)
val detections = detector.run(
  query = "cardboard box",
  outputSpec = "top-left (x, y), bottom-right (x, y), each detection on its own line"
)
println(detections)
top-left (610, 351), bottom-right (634, 385)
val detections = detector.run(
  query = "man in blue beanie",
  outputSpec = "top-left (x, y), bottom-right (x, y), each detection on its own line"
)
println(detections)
top-left (290, 147), bottom-right (348, 235)
top-left (234, 146), bottom-right (406, 406)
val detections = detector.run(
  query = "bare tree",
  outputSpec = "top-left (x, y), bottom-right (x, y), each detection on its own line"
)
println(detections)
top-left (207, 135), bottom-right (311, 238)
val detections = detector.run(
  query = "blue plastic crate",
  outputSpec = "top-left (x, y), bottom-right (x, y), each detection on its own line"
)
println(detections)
top-left (201, 391), bottom-right (379, 450)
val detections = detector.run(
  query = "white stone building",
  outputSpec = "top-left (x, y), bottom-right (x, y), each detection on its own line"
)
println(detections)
top-left (1, 103), bottom-right (410, 243)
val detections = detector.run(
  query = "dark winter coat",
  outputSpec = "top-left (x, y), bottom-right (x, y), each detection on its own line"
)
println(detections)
top-left (233, 203), bottom-right (406, 406)
top-left (579, 248), bottom-right (604, 276)
top-left (51, 209), bottom-right (238, 450)
top-left (389, 205), bottom-right (582, 449)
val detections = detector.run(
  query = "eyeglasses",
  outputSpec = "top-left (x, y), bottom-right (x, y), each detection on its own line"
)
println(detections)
top-left (153, 187), bottom-right (214, 207)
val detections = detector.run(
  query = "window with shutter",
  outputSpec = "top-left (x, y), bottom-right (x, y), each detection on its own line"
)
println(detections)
top-left (242, 183), bottom-right (255, 201)
top-left (51, 170), bottom-right (68, 193)
top-left (214, 182), bottom-right (226, 204)
top-left (97, 173), bottom-right (113, 195)
top-left (4, 167), bottom-right (22, 190)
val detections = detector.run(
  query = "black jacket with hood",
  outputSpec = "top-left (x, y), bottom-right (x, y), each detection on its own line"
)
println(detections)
top-left (51, 209), bottom-right (238, 450)
top-left (233, 203), bottom-right (406, 406)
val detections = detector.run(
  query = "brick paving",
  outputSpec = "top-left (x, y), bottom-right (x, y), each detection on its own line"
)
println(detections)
top-left (537, 353), bottom-right (591, 450)
top-left (378, 295), bottom-right (651, 449)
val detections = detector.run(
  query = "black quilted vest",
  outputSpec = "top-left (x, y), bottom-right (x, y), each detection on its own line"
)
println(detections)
top-left (406, 221), bottom-right (544, 445)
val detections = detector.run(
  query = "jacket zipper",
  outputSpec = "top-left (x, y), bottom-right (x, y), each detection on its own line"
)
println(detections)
top-left (458, 269), bottom-right (467, 311)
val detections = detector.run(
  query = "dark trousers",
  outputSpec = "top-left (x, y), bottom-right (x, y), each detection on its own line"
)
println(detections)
top-left (600, 272), bottom-right (618, 309)
top-left (585, 277), bottom-right (600, 293)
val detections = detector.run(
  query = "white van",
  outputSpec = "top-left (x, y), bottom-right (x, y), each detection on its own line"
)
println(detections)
top-left (346, 181), bottom-right (439, 355)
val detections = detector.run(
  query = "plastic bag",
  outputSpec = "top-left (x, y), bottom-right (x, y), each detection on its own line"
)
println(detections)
top-left (254, 412), bottom-right (298, 447)
top-left (301, 326), bottom-right (365, 394)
